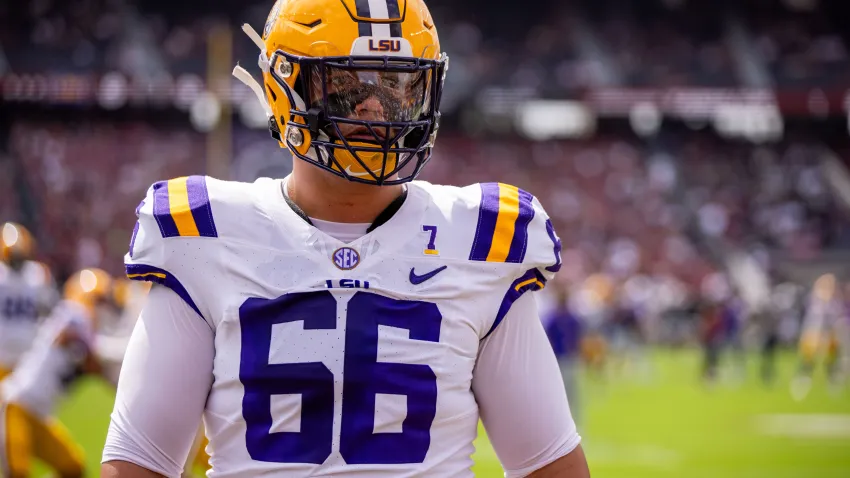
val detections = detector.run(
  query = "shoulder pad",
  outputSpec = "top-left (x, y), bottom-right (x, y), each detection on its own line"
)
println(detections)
top-left (128, 175), bottom-right (219, 268)
top-left (125, 176), bottom-right (268, 323)
top-left (125, 176), bottom-right (223, 321)
top-left (466, 183), bottom-right (563, 338)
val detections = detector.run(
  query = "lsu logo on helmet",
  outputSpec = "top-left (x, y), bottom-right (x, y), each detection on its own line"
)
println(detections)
top-left (368, 39), bottom-right (401, 52)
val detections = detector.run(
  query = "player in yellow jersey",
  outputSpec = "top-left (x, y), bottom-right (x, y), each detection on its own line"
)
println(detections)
top-left (1, 268), bottom-right (118, 477)
top-left (0, 222), bottom-right (58, 381)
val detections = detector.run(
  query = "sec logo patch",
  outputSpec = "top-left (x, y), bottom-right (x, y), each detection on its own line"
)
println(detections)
top-left (332, 247), bottom-right (360, 270)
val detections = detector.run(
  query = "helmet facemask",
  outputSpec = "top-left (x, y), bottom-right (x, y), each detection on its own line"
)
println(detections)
top-left (269, 51), bottom-right (447, 185)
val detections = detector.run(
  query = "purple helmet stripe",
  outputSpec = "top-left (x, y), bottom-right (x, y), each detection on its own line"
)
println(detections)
top-left (386, 0), bottom-right (402, 37)
top-left (355, 0), bottom-right (372, 36)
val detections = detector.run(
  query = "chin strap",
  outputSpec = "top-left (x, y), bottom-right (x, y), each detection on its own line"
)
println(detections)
top-left (232, 64), bottom-right (273, 118)
top-left (242, 23), bottom-right (266, 56)
top-left (232, 23), bottom-right (310, 126)
top-left (232, 24), bottom-right (273, 118)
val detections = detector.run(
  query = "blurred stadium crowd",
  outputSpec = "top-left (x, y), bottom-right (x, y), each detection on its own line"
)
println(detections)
top-left (2, 0), bottom-right (850, 375)
top-left (2, 0), bottom-right (850, 87)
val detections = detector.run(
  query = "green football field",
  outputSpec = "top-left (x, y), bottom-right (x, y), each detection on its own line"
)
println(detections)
top-left (46, 349), bottom-right (850, 477)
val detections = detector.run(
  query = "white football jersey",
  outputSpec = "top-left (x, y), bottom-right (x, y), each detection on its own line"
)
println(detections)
top-left (0, 260), bottom-right (56, 370)
top-left (124, 175), bottom-right (562, 477)
top-left (1, 300), bottom-right (93, 418)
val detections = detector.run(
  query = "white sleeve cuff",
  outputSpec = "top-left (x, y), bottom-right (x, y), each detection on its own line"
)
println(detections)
top-left (101, 403), bottom-right (184, 477)
top-left (504, 432), bottom-right (582, 478)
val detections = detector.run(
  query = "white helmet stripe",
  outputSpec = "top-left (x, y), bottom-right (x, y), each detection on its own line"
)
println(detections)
top-left (367, 0), bottom-right (391, 37)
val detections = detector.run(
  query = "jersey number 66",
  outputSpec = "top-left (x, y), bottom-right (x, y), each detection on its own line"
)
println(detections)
top-left (239, 291), bottom-right (442, 465)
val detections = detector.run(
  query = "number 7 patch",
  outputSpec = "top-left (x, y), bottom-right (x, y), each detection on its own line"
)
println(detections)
top-left (422, 225), bottom-right (439, 256)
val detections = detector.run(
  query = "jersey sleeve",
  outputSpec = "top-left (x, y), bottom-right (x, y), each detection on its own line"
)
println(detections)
top-left (102, 284), bottom-right (214, 476)
top-left (473, 292), bottom-right (581, 477)
top-left (468, 183), bottom-right (562, 338)
top-left (125, 176), bottom-right (219, 325)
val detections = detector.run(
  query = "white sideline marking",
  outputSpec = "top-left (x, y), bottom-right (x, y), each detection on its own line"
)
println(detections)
top-left (755, 414), bottom-right (850, 438)
top-left (585, 443), bottom-right (681, 468)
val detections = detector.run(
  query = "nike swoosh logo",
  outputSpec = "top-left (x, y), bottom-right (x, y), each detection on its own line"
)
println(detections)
top-left (409, 265), bottom-right (448, 285)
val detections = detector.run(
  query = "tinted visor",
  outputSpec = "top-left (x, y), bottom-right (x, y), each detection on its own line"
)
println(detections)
top-left (308, 65), bottom-right (429, 123)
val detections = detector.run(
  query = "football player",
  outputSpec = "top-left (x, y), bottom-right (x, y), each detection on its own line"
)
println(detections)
top-left (95, 279), bottom-right (152, 384)
top-left (101, 0), bottom-right (588, 477)
top-left (791, 273), bottom-right (845, 400)
top-left (1, 268), bottom-right (117, 477)
top-left (0, 222), bottom-right (58, 380)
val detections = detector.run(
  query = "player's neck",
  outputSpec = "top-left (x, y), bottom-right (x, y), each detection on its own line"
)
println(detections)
top-left (286, 165), bottom-right (404, 224)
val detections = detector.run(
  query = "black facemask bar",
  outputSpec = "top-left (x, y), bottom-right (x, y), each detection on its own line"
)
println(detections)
top-left (269, 50), bottom-right (447, 185)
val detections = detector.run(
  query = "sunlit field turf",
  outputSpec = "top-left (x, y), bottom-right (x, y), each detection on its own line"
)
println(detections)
top-left (43, 349), bottom-right (850, 477)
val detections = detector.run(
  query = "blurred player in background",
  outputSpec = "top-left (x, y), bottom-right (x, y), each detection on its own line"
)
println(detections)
top-left (94, 279), bottom-right (151, 384)
top-left (791, 273), bottom-right (848, 400)
top-left (576, 274), bottom-right (612, 377)
top-left (698, 300), bottom-right (725, 383)
top-left (608, 284), bottom-right (644, 377)
top-left (0, 222), bottom-right (58, 381)
top-left (545, 284), bottom-right (584, 424)
top-left (0, 268), bottom-right (119, 478)
top-left (101, 0), bottom-right (588, 476)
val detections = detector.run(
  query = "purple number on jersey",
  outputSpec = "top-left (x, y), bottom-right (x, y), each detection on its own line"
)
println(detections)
top-left (240, 292), bottom-right (336, 464)
top-left (239, 291), bottom-right (442, 465)
top-left (340, 293), bottom-right (441, 464)
top-left (422, 225), bottom-right (438, 255)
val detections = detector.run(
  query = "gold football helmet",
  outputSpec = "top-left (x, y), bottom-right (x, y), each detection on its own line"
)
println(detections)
top-left (234, 0), bottom-right (448, 185)
top-left (1, 222), bottom-right (35, 268)
top-left (64, 268), bottom-right (118, 316)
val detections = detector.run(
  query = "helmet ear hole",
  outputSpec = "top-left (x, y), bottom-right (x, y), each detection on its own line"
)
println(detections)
top-left (265, 85), bottom-right (277, 102)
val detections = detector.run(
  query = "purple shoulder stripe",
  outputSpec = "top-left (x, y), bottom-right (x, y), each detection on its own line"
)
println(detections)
top-left (152, 181), bottom-right (179, 238)
top-left (469, 183), bottom-right (501, 261)
top-left (483, 268), bottom-right (547, 339)
top-left (545, 218), bottom-right (562, 273)
top-left (186, 176), bottom-right (217, 237)
top-left (150, 176), bottom-right (217, 238)
top-left (504, 188), bottom-right (535, 263)
top-left (125, 263), bottom-right (206, 322)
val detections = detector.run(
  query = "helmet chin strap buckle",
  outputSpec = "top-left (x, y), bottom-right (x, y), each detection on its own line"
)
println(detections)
top-left (307, 108), bottom-right (323, 135)
top-left (269, 117), bottom-right (283, 142)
